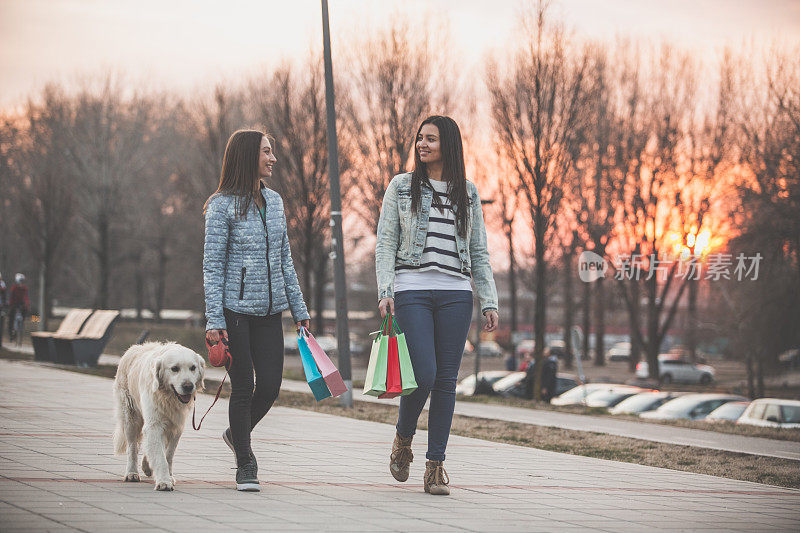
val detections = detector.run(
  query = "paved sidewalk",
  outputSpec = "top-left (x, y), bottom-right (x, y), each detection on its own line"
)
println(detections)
top-left (1, 359), bottom-right (800, 532)
top-left (7, 343), bottom-right (800, 461)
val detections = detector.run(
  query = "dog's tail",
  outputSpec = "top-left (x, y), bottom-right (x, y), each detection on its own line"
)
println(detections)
top-left (113, 422), bottom-right (126, 455)
top-left (113, 387), bottom-right (132, 455)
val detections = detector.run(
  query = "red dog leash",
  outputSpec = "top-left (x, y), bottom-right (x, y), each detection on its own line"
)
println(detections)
top-left (193, 334), bottom-right (231, 431)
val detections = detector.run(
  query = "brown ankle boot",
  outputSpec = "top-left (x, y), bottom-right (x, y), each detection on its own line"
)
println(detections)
top-left (424, 460), bottom-right (450, 495)
top-left (389, 432), bottom-right (413, 482)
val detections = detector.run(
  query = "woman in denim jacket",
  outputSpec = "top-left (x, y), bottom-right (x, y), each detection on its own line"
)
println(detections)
top-left (203, 129), bottom-right (310, 491)
top-left (376, 115), bottom-right (499, 495)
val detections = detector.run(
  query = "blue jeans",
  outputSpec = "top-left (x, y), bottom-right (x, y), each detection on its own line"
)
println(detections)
top-left (394, 290), bottom-right (473, 461)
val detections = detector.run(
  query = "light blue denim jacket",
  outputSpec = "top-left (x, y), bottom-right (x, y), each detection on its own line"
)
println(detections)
top-left (375, 173), bottom-right (499, 313)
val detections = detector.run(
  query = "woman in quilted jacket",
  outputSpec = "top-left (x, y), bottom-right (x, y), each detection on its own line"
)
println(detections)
top-left (203, 129), bottom-right (310, 492)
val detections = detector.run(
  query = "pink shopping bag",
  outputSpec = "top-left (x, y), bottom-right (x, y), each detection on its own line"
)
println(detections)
top-left (302, 327), bottom-right (348, 397)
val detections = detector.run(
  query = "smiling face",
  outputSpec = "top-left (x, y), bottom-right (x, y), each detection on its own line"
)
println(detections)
top-left (416, 123), bottom-right (442, 167)
top-left (156, 346), bottom-right (205, 404)
top-left (258, 135), bottom-right (277, 178)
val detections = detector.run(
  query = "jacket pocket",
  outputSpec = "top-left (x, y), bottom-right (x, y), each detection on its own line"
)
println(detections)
top-left (239, 266), bottom-right (246, 300)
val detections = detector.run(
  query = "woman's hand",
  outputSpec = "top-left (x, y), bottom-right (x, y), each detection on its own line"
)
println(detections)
top-left (483, 310), bottom-right (499, 332)
top-left (296, 319), bottom-right (310, 332)
top-left (206, 329), bottom-right (227, 345)
top-left (378, 297), bottom-right (395, 318)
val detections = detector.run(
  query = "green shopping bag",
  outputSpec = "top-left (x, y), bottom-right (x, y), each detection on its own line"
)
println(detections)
top-left (363, 315), bottom-right (391, 397)
top-left (392, 315), bottom-right (418, 396)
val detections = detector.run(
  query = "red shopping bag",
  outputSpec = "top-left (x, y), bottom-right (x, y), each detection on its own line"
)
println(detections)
top-left (379, 332), bottom-right (402, 399)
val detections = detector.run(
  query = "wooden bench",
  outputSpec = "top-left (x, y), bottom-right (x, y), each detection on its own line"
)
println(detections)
top-left (30, 309), bottom-right (94, 362)
top-left (53, 310), bottom-right (120, 367)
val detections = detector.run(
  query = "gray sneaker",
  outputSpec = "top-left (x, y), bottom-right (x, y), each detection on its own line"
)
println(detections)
top-left (236, 461), bottom-right (260, 492)
top-left (223, 428), bottom-right (256, 468)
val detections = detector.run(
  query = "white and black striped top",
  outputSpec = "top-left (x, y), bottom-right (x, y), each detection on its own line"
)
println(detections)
top-left (395, 179), bottom-right (472, 292)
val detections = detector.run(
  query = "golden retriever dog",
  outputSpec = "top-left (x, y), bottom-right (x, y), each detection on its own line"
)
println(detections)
top-left (113, 342), bottom-right (205, 491)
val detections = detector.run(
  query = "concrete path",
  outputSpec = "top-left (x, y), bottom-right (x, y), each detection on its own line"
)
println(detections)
top-left (7, 343), bottom-right (800, 461)
top-left (1, 359), bottom-right (800, 532)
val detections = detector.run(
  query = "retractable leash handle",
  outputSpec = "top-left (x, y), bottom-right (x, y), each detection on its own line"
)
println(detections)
top-left (194, 335), bottom-right (232, 431)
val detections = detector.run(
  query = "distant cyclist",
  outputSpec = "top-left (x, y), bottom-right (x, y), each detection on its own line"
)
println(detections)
top-left (8, 273), bottom-right (30, 342)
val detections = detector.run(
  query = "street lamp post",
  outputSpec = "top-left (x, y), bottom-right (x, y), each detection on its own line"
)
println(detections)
top-left (321, 0), bottom-right (352, 407)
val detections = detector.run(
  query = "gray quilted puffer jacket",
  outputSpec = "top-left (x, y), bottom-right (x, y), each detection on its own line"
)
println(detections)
top-left (203, 186), bottom-right (310, 331)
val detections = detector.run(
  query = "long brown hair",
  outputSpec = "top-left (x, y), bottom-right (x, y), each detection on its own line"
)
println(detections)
top-left (203, 129), bottom-right (273, 218)
top-left (410, 116), bottom-right (469, 237)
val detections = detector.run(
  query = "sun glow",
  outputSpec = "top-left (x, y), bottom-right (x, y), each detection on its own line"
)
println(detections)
top-left (668, 229), bottom-right (718, 260)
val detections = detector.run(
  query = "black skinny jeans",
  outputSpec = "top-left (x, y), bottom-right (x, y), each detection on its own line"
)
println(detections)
top-left (223, 308), bottom-right (284, 467)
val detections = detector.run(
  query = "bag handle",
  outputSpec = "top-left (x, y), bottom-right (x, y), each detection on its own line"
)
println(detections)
top-left (192, 371), bottom-right (228, 431)
top-left (389, 313), bottom-right (402, 335)
top-left (369, 314), bottom-right (391, 338)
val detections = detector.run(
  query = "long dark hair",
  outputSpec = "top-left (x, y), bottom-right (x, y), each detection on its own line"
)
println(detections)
top-left (410, 115), bottom-right (469, 237)
top-left (203, 129), bottom-right (273, 218)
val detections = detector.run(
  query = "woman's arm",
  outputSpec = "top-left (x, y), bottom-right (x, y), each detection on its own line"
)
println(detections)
top-left (375, 177), bottom-right (401, 301)
top-left (203, 195), bottom-right (229, 331)
top-left (468, 183), bottom-right (499, 315)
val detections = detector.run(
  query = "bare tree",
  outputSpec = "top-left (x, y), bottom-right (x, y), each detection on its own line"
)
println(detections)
top-left (340, 19), bottom-right (449, 235)
top-left (250, 60), bottom-right (333, 332)
top-left (187, 85), bottom-right (246, 198)
top-left (486, 0), bottom-right (590, 399)
top-left (4, 86), bottom-right (76, 328)
top-left (615, 46), bottom-right (697, 380)
top-left (726, 46), bottom-right (800, 394)
top-left (61, 77), bottom-right (158, 308)
top-left (679, 52), bottom-right (736, 361)
top-left (492, 169), bottom-right (522, 336)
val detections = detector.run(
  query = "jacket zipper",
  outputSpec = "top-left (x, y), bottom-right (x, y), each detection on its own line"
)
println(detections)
top-left (239, 266), bottom-right (246, 300)
top-left (258, 202), bottom-right (273, 315)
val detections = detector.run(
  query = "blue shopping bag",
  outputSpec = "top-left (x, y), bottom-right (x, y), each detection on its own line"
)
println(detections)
top-left (298, 331), bottom-right (332, 401)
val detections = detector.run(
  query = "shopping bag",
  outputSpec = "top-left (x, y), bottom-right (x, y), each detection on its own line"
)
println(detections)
top-left (363, 315), bottom-right (391, 396)
top-left (394, 320), bottom-right (418, 396)
top-left (302, 327), bottom-right (348, 397)
top-left (378, 334), bottom-right (402, 398)
top-left (298, 331), bottom-right (332, 401)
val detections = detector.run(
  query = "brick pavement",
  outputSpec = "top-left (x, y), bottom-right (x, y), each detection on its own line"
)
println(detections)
top-left (1, 359), bottom-right (799, 532)
top-left (8, 343), bottom-right (800, 461)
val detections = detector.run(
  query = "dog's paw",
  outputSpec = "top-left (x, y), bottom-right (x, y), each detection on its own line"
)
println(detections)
top-left (124, 473), bottom-right (140, 482)
top-left (154, 480), bottom-right (174, 491)
top-left (141, 457), bottom-right (152, 477)
top-left (170, 476), bottom-right (176, 485)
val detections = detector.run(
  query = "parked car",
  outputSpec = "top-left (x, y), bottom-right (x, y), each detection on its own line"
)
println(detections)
top-left (582, 385), bottom-right (647, 408)
top-left (607, 342), bottom-right (631, 362)
top-left (737, 398), bottom-right (800, 429)
top-left (636, 355), bottom-right (715, 385)
top-left (455, 371), bottom-right (512, 396)
top-left (476, 340), bottom-right (504, 358)
top-left (705, 401), bottom-right (750, 422)
top-left (550, 383), bottom-right (616, 406)
top-left (608, 391), bottom-right (683, 415)
top-left (639, 393), bottom-right (748, 420)
top-left (492, 372), bottom-right (578, 398)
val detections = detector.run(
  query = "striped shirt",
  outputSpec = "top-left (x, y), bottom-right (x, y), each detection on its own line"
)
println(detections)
top-left (395, 179), bottom-right (472, 292)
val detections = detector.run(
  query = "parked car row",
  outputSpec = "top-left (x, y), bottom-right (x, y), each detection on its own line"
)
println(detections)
top-left (552, 384), bottom-right (800, 428)
top-left (455, 371), bottom-right (800, 428)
